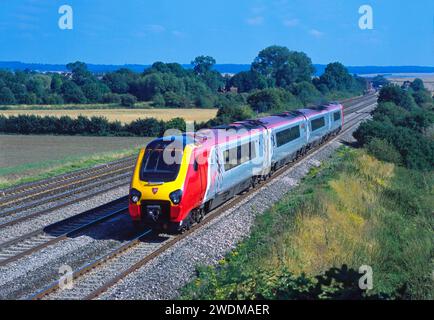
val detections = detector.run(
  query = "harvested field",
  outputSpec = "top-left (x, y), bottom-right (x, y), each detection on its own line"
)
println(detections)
top-left (0, 108), bottom-right (218, 123)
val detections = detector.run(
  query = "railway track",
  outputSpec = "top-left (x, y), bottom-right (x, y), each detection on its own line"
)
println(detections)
top-left (0, 174), bottom-right (131, 229)
top-left (0, 196), bottom-right (129, 267)
top-left (29, 98), bottom-right (377, 300)
top-left (0, 156), bottom-right (136, 208)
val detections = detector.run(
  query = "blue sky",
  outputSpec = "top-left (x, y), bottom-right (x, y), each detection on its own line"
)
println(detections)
top-left (0, 0), bottom-right (433, 66)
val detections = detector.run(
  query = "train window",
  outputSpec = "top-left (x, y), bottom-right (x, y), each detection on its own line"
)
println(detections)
top-left (311, 117), bottom-right (325, 131)
top-left (223, 142), bottom-right (256, 171)
top-left (333, 111), bottom-right (341, 122)
top-left (140, 140), bottom-right (183, 182)
top-left (276, 125), bottom-right (300, 147)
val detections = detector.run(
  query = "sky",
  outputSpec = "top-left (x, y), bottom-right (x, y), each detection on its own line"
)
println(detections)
top-left (0, 0), bottom-right (433, 66)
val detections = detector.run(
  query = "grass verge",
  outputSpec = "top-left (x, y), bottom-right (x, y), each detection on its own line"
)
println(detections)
top-left (181, 147), bottom-right (433, 300)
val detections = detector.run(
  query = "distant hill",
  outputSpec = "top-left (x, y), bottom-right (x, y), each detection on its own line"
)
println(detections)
top-left (0, 61), bottom-right (433, 76)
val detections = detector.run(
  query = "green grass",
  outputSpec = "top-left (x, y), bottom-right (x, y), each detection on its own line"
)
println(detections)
top-left (181, 147), bottom-right (434, 300)
top-left (0, 148), bottom-right (139, 190)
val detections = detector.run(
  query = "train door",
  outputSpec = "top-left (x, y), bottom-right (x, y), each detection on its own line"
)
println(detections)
top-left (262, 128), bottom-right (272, 175)
top-left (197, 150), bottom-right (208, 203)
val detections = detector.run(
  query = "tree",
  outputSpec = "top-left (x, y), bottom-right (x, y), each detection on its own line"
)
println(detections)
top-left (0, 87), bottom-right (16, 104)
top-left (251, 46), bottom-right (315, 87)
top-left (82, 82), bottom-right (105, 103)
top-left (205, 104), bottom-right (255, 127)
top-left (192, 56), bottom-right (216, 75)
top-left (318, 62), bottom-right (354, 92)
top-left (378, 85), bottom-right (417, 111)
top-left (289, 81), bottom-right (322, 106)
top-left (66, 61), bottom-right (94, 86)
top-left (102, 71), bottom-right (130, 94)
top-left (372, 75), bottom-right (389, 89)
top-left (247, 88), bottom-right (301, 113)
top-left (61, 81), bottom-right (87, 103)
top-left (26, 77), bottom-right (45, 97)
top-left (227, 70), bottom-right (268, 93)
top-left (120, 94), bottom-right (137, 107)
top-left (50, 74), bottom-right (64, 93)
top-left (410, 78), bottom-right (424, 92)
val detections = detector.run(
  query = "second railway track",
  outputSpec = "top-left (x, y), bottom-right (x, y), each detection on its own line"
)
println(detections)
top-left (0, 196), bottom-right (129, 267)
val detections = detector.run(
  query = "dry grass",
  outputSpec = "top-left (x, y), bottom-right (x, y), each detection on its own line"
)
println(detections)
top-left (0, 108), bottom-right (218, 123)
top-left (265, 153), bottom-right (395, 276)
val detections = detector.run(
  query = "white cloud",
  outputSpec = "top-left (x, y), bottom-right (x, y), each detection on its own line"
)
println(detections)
top-left (309, 29), bottom-right (324, 37)
top-left (283, 19), bottom-right (299, 27)
top-left (246, 16), bottom-right (264, 26)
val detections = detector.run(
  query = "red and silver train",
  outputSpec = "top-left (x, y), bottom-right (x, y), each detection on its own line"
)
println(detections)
top-left (129, 103), bottom-right (343, 232)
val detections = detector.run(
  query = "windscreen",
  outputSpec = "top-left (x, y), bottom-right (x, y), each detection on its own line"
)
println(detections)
top-left (140, 140), bottom-right (184, 182)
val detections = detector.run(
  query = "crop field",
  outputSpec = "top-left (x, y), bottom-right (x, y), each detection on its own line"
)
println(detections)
top-left (388, 74), bottom-right (434, 93)
top-left (0, 134), bottom-right (151, 188)
top-left (0, 108), bottom-right (218, 123)
top-left (0, 101), bottom-right (153, 110)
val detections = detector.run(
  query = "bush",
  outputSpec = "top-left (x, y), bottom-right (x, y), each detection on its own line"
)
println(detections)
top-left (365, 138), bottom-right (402, 165)
top-left (378, 85), bottom-right (417, 111)
top-left (120, 94), bottom-right (137, 107)
top-left (0, 114), bottom-right (181, 137)
top-left (102, 93), bottom-right (122, 104)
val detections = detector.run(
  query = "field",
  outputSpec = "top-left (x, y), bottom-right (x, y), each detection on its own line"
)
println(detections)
top-left (0, 108), bottom-right (218, 123)
top-left (0, 101), bottom-right (153, 110)
top-left (0, 134), bottom-right (152, 188)
top-left (387, 74), bottom-right (434, 93)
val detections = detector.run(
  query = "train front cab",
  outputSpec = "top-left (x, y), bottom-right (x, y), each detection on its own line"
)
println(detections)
top-left (128, 137), bottom-right (207, 233)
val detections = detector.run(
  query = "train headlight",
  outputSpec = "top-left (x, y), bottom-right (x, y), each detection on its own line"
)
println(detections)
top-left (130, 188), bottom-right (141, 204)
top-left (169, 189), bottom-right (183, 205)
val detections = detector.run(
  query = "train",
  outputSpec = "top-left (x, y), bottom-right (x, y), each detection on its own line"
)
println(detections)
top-left (128, 102), bottom-right (344, 232)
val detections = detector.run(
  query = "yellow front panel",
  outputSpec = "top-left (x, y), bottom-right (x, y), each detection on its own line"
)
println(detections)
top-left (131, 144), bottom-right (194, 204)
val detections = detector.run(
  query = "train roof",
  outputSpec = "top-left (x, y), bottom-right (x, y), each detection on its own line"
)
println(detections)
top-left (150, 103), bottom-right (343, 149)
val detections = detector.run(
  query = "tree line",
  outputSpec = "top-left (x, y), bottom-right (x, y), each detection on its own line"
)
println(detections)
top-left (354, 79), bottom-right (434, 171)
top-left (0, 46), bottom-right (366, 113)
top-left (0, 114), bottom-right (186, 137)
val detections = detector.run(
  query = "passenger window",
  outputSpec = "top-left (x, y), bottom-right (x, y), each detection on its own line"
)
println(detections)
top-left (334, 111), bottom-right (341, 121)
top-left (276, 125), bottom-right (300, 147)
top-left (311, 117), bottom-right (325, 131)
top-left (223, 141), bottom-right (256, 171)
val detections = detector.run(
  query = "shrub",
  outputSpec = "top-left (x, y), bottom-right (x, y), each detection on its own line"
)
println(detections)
top-left (102, 93), bottom-right (121, 104)
top-left (120, 94), bottom-right (137, 107)
top-left (365, 138), bottom-right (402, 165)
